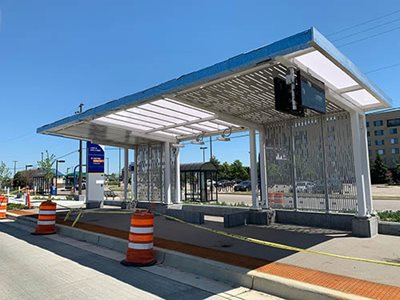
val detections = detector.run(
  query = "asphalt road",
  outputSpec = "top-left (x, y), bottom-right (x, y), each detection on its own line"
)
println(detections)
top-left (218, 193), bottom-right (400, 211)
top-left (0, 220), bottom-right (279, 300)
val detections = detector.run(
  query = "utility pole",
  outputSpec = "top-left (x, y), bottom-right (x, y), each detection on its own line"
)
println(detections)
top-left (77, 103), bottom-right (84, 195)
top-left (41, 152), bottom-right (43, 162)
top-left (13, 161), bottom-right (17, 176)
top-left (106, 157), bottom-right (110, 175)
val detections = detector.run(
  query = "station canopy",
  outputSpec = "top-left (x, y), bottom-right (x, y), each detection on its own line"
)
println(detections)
top-left (38, 27), bottom-right (391, 147)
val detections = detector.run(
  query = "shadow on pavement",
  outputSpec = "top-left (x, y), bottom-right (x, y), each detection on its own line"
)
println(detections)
top-left (0, 222), bottom-right (216, 300)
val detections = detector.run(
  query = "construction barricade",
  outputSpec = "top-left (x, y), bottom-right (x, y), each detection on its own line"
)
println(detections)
top-left (121, 210), bottom-right (156, 267)
top-left (32, 201), bottom-right (57, 235)
top-left (0, 195), bottom-right (7, 219)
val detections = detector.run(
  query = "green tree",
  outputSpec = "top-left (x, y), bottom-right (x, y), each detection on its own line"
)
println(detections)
top-left (37, 151), bottom-right (56, 188)
top-left (370, 155), bottom-right (389, 184)
top-left (209, 156), bottom-right (220, 168)
top-left (0, 161), bottom-right (11, 188)
top-left (229, 160), bottom-right (249, 180)
top-left (13, 170), bottom-right (36, 188)
top-left (218, 162), bottom-right (231, 179)
top-left (390, 161), bottom-right (400, 184)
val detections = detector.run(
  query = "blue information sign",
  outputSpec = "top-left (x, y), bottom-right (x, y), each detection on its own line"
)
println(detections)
top-left (87, 142), bottom-right (104, 173)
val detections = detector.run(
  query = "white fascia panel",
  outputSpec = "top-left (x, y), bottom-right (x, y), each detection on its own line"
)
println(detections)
top-left (294, 50), bottom-right (358, 89)
top-left (344, 89), bottom-right (380, 106)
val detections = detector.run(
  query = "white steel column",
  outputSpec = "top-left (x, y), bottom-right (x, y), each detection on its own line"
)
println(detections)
top-left (259, 128), bottom-right (269, 209)
top-left (249, 129), bottom-right (259, 209)
top-left (133, 145), bottom-right (138, 201)
top-left (123, 148), bottom-right (129, 201)
top-left (350, 112), bottom-right (368, 217)
top-left (164, 142), bottom-right (172, 205)
top-left (175, 147), bottom-right (181, 203)
top-left (359, 113), bottom-right (374, 214)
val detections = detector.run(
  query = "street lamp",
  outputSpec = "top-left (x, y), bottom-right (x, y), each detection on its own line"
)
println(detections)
top-left (25, 164), bottom-right (33, 171)
top-left (200, 147), bottom-right (208, 162)
top-left (55, 160), bottom-right (65, 195)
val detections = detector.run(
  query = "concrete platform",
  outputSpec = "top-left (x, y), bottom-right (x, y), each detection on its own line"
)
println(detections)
top-left (9, 208), bottom-right (400, 299)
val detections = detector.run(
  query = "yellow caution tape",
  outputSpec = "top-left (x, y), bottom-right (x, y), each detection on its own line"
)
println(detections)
top-left (65, 207), bottom-right (400, 268)
top-left (155, 212), bottom-right (400, 268)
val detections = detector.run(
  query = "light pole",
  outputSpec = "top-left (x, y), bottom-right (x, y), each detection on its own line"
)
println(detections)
top-left (200, 147), bottom-right (208, 162)
top-left (55, 160), bottom-right (65, 195)
top-left (106, 157), bottom-right (110, 175)
top-left (25, 164), bottom-right (33, 171)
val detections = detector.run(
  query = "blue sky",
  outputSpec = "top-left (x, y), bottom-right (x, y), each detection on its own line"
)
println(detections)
top-left (1, 0), bottom-right (400, 175)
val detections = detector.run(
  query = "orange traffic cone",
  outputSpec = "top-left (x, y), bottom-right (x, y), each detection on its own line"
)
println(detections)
top-left (0, 195), bottom-right (7, 219)
top-left (32, 200), bottom-right (57, 235)
top-left (121, 210), bottom-right (156, 267)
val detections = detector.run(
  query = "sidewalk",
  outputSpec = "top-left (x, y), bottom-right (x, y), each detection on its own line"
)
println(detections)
top-left (10, 209), bottom-right (400, 299)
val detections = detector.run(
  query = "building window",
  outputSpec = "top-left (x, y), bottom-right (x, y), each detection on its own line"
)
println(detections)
top-left (368, 140), bottom-right (371, 146)
top-left (377, 149), bottom-right (385, 155)
top-left (387, 118), bottom-right (400, 127)
top-left (375, 130), bottom-right (384, 136)
top-left (366, 121), bottom-right (369, 128)
top-left (390, 128), bottom-right (398, 134)
top-left (392, 148), bottom-right (399, 154)
top-left (367, 131), bottom-right (370, 137)
top-left (375, 140), bottom-right (384, 146)
top-left (373, 120), bottom-right (383, 126)
top-left (391, 138), bottom-right (399, 144)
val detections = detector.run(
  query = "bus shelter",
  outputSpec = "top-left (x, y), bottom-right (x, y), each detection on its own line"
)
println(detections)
top-left (38, 27), bottom-right (391, 236)
top-left (180, 162), bottom-right (218, 203)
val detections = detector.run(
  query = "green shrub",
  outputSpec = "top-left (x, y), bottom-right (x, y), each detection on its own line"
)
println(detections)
top-left (7, 203), bottom-right (28, 210)
top-left (378, 210), bottom-right (400, 223)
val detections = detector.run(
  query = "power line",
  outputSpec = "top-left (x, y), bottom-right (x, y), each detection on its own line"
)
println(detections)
top-left (328, 8), bottom-right (400, 37)
top-left (365, 62), bottom-right (400, 74)
top-left (332, 17), bottom-right (400, 42)
top-left (338, 25), bottom-right (400, 48)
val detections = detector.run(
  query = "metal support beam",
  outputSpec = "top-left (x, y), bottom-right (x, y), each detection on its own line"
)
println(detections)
top-left (123, 148), bottom-right (129, 201)
top-left (175, 147), bottom-right (181, 203)
top-left (164, 142), bottom-right (172, 205)
top-left (259, 128), bottom-right (268, 209)
top-left (249, 129), bottom-right (259, 209)
top-left (350, 112), bottom-right (368, 217)
top-left (359, 113), bottom-right (374, 214)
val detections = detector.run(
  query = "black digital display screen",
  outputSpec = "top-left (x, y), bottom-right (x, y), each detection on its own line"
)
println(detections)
top-left (297, 71), bottom-right (326, 114)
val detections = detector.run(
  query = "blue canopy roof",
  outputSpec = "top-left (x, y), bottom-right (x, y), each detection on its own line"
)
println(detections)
top-left (37, 27), bottom-right (391, 145)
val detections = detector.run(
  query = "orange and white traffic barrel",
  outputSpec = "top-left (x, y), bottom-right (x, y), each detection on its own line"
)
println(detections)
top-left (121, 210), bottom-right (156, 267)
top-left (274, 192), bottom-right (284, 205)
top-left (32, 201), bottom-right (57, 235)
top-left (0, 195), bottom-right (7, 219)
top-left (267, 192), bottom-right (275, 205)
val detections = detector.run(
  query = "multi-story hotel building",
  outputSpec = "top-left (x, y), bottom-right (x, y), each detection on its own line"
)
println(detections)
top-left (366, 108), bottom-right (400, 168)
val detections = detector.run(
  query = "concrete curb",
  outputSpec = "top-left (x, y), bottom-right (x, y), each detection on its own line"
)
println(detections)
top-left (7, 214), bottom-right (369, 300)
top-left (378, 221), bottom-right (400, 236)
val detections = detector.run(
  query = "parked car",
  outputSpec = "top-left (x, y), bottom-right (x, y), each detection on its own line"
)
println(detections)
top-left (312, 180), bottom-right (343, 194)
top-left (234, 180), bottom-right (252, 192)
top-left (296, 181), bottom-right (315, 193)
